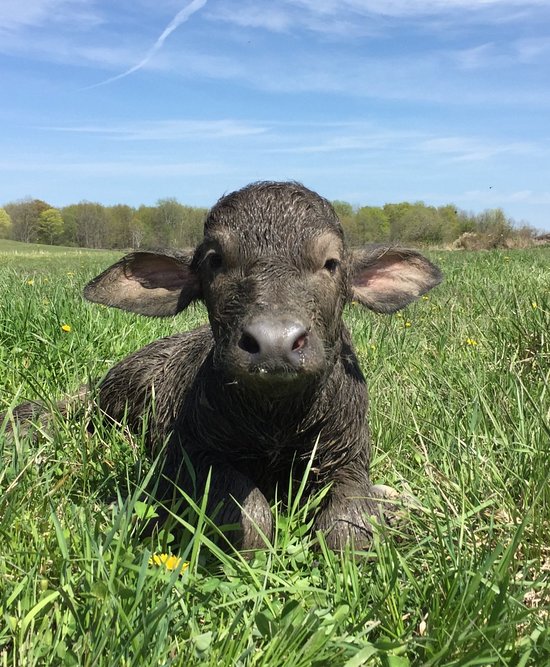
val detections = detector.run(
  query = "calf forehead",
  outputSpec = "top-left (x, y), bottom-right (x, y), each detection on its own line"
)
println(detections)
top-left (205, 181), bottom-right (343, 251)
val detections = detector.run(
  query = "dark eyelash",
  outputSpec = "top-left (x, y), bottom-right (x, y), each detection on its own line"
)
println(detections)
top-left (208, 252), bottom-right (223, 270)
top-left (324, 258), bottom-right (340, 274)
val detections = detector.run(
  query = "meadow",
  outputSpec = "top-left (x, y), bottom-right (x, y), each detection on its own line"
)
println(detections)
top-left (0, 238), bottom-right (548, 666)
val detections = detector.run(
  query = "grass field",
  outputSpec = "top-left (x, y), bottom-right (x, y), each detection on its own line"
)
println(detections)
top-left (0, 238), bottom-right (549, 666)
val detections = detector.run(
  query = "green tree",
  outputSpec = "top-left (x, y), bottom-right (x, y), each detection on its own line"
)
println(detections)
top-left (0, 208), bottom-right (13, 238)
top-left (178, 205), bottom-right (207, 247)
top-left (106, 204), bottom-right (135, 248)
top-left (60, 205), bottom-right (79, 246)
top-left (332, 201), bottom-right (353, 219)
top-left (4, 198), bottom-right (50, 243)
top-left (129, 214), bottom-right (146, 248)
top-left (475, 208), bottom-right (512, 239)
top-left (332, 200), bottom-right (357, 244)
top-left (401, 203), bottom-right (443, 244)
top-left (134, 205), bottom-right (157, 247)
top-left (37, 208), bottom-right (64, 245)
top-left (438, 205), bottom-right (462, 243)
top-left (68, 202), bottom-right (108, 248)
top-left (383, 202), bottom-right (413, 242)
top-left (153, 198), bottom-right (185, 246)
top-left (355, 206), bottom-right (390, 243)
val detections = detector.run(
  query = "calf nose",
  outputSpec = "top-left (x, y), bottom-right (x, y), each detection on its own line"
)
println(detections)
top-left (238, 317), bottom-right (309, 369)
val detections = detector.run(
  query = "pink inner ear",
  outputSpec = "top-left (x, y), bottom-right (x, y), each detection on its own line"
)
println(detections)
top-left (127, 257), bottom-right (193, 291)
top-left (354, 254), bottom-right (430, 300)
top-left (355, 257), bottom-right (407, 289)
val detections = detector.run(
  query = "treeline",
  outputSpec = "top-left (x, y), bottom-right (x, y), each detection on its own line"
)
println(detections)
top-left (0, 196), bottom-right (537, 250)
top-left (0, 198), bottom-right (207, 249)
top-left (332, 200), bottom-right (536, 248)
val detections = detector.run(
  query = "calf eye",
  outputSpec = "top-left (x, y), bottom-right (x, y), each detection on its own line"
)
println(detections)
top-left (207, 251), bottom-right (223, 271)
top-left (324, 258), bottom-right (340, 275)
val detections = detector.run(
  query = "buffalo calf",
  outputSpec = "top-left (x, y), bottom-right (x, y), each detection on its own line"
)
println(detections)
top-left (22, 182), bottom-right (445, 550)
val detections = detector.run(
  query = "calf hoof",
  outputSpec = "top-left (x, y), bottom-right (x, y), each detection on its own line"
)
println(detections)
top-left (223, 488), bottom-right (274, 553)
top-left (369, 484), bottom-right (419, 530)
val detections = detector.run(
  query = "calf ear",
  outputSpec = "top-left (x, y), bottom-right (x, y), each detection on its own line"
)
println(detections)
top-left (84, 250), bottom-right (201, 317)
top-left (351, 246), bottom-right (443, 313)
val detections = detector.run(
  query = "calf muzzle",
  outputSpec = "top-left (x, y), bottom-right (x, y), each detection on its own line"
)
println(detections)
top-left (231, 315), bottom-right (325, 385)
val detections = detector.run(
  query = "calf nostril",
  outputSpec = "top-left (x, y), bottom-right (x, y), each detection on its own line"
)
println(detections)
top-left (291, 332), bottom-right (308, 352)
top-left (239, 332), bottom-right (260, 354)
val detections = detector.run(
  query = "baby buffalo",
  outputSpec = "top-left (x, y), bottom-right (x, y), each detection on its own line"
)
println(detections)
top-left (21, 182), bottom-right (444, 550)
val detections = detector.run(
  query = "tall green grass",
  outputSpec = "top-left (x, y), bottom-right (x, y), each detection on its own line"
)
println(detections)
top-left (1, 240), bottom-right (549, 666)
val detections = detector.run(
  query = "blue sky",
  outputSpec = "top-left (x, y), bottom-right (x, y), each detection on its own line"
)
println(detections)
top-left (1, 0), bottom-right (549, 230)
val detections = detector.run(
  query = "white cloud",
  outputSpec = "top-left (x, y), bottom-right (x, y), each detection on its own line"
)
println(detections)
top-left (419, 136), bottom-right (540, 162)
top-left (460, 189), bottom-right (550, 206)
top-left (37, 118), bottom-right (542, 168)
top-left (209, 5), bottom-right (291, 32)
top-left (40, 119), bottom-right (268, 140)
top-left (0, 157), bottom-right (226, 177)
top-left (288, 0), bottom-right (547, 17)
top-left (209, 0), bottom-right (548, 36)
top-left (452, 43), bottom-right (498, 70)
top-left (515, 36), bottom-right (550, 63)
top-left (0, 0), bottom-right (101, 32)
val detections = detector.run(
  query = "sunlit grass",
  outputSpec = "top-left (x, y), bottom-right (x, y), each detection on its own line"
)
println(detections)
top-left (1, 241), bottom-right (549, 665)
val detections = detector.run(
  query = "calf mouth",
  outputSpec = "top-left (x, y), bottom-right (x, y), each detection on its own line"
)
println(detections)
top-left (229, 356), bottom-right (318, 387)
top-left (220, 338), bottom-right (327, 395)
top-left (228, 367), bottom-right (318, 399)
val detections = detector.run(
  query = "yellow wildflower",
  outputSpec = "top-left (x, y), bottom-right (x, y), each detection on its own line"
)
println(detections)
top-left (532, 302), bottom-right (538, 309)
top-left (61, 324), bottom-right (72, 333)
top-left (404, 321), bottom-right (412, 328)
top-left (466, 338), bottom-right (478, 346)
top-left (27, 279), bottom-right (34, 286)
top-left (422, 295), bottom-right (429, 301)
top-left (149, 553), bottom-right (188, 572)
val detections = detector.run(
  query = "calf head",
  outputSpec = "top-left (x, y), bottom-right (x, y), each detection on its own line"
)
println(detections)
top-left (85, 181), bottom-right (442, 394)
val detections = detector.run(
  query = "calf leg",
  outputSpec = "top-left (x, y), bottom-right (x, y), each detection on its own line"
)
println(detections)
top-left (165, 451), bottom-right (274, 552)
top-left (2, 385), bottom-right (90, 437)
top-left (314, 483), bottom-right (398, 550)
top-left (315, 483), bottom-right (416, 549)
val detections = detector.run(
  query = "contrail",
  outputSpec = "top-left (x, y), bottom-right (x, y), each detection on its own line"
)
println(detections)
top-left (85, 0), bottom-right (207, 89)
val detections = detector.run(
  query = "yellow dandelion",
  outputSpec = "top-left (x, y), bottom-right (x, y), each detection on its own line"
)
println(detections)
top-left (61, 324), bottom-right (72, 333)
top-left (465, 338), bottom-right (478, 346)
top-left (532, 302), bottom-right (538, 309)
top-left (26, 279), bottom-right (34, 286)
top-left (422, 295), bottom-right (429, 301)
top-left (404, 321), bottom-right (412, 328)
top-left (149, 553), bottom-right (188, 572)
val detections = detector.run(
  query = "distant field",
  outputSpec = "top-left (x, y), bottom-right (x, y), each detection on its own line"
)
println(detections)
top-left (1, 241), bottom-right (549, 665)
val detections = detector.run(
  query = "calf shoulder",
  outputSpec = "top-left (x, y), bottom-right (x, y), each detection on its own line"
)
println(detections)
top-left (98, 324), bottom-right (213, 449)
